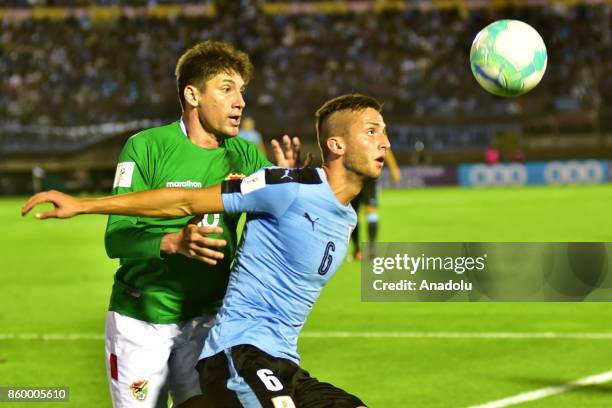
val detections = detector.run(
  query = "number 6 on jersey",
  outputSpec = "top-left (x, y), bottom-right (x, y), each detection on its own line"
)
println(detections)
top-left (256, 369), bottom-right (284, 392)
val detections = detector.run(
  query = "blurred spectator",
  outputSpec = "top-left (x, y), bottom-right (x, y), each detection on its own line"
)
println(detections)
top-left (31, 164), bottom-right (45, 192)
top-left (512, 148), bottom-right (526, 162)
top-left (485, 146), bottom-right (500, 165)
top-left (411, 140), bottom-right (431, 165)
top-left (238, 116), bottom-right (266, 155)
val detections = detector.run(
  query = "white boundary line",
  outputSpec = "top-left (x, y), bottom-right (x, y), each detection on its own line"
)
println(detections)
top-left (3, 331), bottom-right (612, 341)
top-left (3, 331), bottom-right (610, 407)
top-left (300, 331), bottom-right (612, 340)
top-left (469, 370), bottom-right (612, 408)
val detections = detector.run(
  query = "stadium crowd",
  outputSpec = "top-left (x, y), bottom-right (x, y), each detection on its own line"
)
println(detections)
top-left (1, 4), bottom-right (610, 133)
top-left (1, 0), bottom-right (186, 5)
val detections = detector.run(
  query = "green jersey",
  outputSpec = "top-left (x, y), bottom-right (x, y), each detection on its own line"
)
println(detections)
top-left (105, 121), bottom-right (271, 323)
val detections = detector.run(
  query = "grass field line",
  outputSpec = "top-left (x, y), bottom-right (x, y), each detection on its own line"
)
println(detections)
top-left (469, 370), bottom-right (612, 408)
top-left (4, 331), bottom-right (612, 341)
top-left (300, 331), bottom-right (612, 339)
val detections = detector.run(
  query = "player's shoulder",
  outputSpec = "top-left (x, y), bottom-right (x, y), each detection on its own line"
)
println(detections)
top-left (127, 121), bottom-right (181, 146)
top-left (263, 167), bottom-right (323, 185)
top-left (226, 134), bottom-right (251, 146)
top-left (225, 134), bottom-right (259, 153)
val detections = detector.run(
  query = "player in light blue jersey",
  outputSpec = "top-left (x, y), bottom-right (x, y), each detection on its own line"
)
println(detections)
top-left (202, 165), bottom-right (356, 367)
top-left (23, 94), bottom-right (390, 408)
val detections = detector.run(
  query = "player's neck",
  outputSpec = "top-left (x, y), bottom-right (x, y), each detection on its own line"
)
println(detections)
top-left (322, 164), bottom-right (364, 206)
top-left (181, 111), bottom-right (223, 149)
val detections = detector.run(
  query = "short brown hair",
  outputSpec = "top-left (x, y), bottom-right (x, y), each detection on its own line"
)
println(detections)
top-left (175, 40), bottom-right (254, 109)
top-left (315, 93), bottom-right (383, 159)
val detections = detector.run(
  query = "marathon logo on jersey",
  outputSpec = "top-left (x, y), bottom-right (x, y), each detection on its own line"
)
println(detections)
top-left (130, 379), bottom-right (148, 401)
top-left (113, 162), bottom-right (135, 188)
top-left (166, 181), bottom-right (203, 188)
top-left (241, 170), bottom-right (266, 195)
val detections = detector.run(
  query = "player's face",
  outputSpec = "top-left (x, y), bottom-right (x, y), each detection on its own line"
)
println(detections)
top-left (343, 108), bottom-right (390, 179)
top-left (197, 71), bottom-right (246, 137)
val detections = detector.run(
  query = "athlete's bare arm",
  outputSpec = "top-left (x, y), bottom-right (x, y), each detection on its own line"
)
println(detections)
top-left (22, 185), bottom-right (224, 220)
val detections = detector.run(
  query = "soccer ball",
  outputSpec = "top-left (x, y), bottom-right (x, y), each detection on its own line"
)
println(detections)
top-left (470, 19), bottom-right (547, 97)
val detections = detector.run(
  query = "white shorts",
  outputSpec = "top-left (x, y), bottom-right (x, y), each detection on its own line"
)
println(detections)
top-left (104, 311), bottom-right (214, 408)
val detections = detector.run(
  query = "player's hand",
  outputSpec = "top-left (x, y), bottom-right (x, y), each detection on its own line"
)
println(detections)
top-left (21, 190), bottom-right (82, 219)
top-left (271, 135), bottom-right (312, 168)
top-left (161, 215), bottom-right (227, 265)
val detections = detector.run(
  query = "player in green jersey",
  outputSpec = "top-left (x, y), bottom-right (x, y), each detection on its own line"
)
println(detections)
top-left (103, 41), bottom-right (305, 408)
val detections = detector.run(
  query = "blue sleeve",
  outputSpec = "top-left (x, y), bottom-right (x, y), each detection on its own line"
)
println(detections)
top-left (222, 169), bottom-right (299, 218)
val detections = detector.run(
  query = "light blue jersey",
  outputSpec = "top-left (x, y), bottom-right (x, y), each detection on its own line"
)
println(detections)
top-left (201, 167), bottom-right (356, 364)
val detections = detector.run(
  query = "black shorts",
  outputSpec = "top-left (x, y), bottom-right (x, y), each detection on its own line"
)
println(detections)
top-left (197, 345), bottom-right (365, 408)
top-left (352, 179), bottom-right (379, 208)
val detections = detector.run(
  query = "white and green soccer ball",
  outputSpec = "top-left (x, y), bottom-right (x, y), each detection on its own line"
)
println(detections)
top-left (470, 19), bottom-right (547, 97)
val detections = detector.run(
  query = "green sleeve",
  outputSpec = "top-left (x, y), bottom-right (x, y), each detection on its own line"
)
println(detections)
top-left (253, 142), bottom-right (273, 170)
top-left (104, 136), bottom-right (165, 260)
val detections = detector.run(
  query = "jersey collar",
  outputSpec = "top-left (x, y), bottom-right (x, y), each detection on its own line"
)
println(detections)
top-left (179, 118), bottom-right (188, 138)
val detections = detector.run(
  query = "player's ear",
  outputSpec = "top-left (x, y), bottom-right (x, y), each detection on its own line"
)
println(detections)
top-left (183, 85), bottom-right (200, 108)
top-left (326, 136), bottom-right (345, 156)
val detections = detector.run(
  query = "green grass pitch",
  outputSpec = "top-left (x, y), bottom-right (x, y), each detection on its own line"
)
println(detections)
top-left (1, 184), bottom-right (612, 407)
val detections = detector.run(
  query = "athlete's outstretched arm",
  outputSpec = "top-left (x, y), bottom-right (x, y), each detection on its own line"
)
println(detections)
top-left (21, 185), bottom-right (223, 220)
